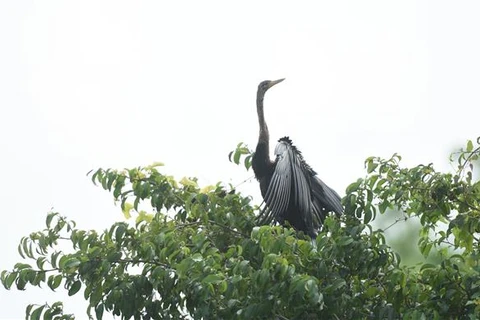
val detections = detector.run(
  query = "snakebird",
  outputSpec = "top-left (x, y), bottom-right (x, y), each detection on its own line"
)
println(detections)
top-left (252, 78), bottom-right (343, 238)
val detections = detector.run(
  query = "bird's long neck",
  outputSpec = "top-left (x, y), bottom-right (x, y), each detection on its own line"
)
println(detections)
top-left (256, 90), bottom-right (270, 157)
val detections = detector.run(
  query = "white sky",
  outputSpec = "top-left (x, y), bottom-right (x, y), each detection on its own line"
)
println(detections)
top-left (1, 1), bottom-right (480, 318)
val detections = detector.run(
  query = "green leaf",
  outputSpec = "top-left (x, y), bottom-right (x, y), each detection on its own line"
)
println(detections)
top-left (46, 212), bottom-right (57, 229)
top-left (16, 275), bottom-right (27, 290)
top-left (367, 160), bottom-right (378, 173)
top-left (48, 274), bottom-right (62, 291)
top-left (106, 172), bottom-right (116, 191)
top-left (200, 185), bottom-right (215, 194)
top-left (63, 258), bottom-right (80, 270)
top-left (202, 274), bottom-right (223, 284)
top-left (244, 155), bottom-right (252, 170)
top-left (30, 305), bottom-right (45, 320)
top-left (33, 271), bottom-right (45, 286)
top-left (180, 177), bottom-right (198, 188)
top-left (364, 205), bottom-right (372, 224)
top-left (43, 308), bottom-right (53, 320)
top-left (14, 263), bottom-right (32, 270)
top-left (51, 252), bottom-right (62, 269)
top-left (147, 161), bottom-right (164, 168)
top-left (25, 304), bottom-right (34, 319)
top-left (191, 253), bottom-right (203, 262)
top-left (115, 224), bottom-right (126, 242)
top-left (420, 242), bottom-right (433, 258)
top-left (23, 237), bottom-right (33, 259)
top-left (122, 202), bottom-right (133, 219)
top-left (330, 278), bottom-right (346, 291)
top-left (68, 280), bottom-right (81, 296)
top-left (466, 140), bottom-right (473, 152)
top-left (227, 299), bottom-right (239, 308)
top-left (292, 277), bottom-right (307, 295)
top-left (51, 302), bottom-right (63, 311)
top-left (18, 242), bottom-right (26, 259)
top-left (36, 257), bottom-right (46, 270)
top-left (338, 236), bottom-right (354, 246)
top-left (95, 303), bottom-right (104, 320)
top-left (233, 150), bottom-right (241, 165)
top-left (378, 200), bottom-right (390, 214)
top-left (4, 272), bottom-right (17, 289)
top-left (346, 179), bottom-right (362, 194)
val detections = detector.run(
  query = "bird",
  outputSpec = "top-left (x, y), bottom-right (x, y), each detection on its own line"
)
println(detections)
top-left (251, 78), bottom-right (343, 238)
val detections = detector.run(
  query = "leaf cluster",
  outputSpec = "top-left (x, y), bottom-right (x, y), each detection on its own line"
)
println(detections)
top-left (2, 139), bottom-right (480, 319)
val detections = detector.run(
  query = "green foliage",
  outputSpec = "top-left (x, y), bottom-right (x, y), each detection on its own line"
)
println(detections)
top-left (228, 142), bottom-right (253, 171)
top-left (2, 139), bottom-right (480, 319)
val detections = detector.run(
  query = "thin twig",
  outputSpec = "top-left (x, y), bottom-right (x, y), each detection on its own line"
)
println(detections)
top-left (231, 175), bottom-right (255, 191)
top-left (208, 220), bottom-right (250, 238)
top-left (117, 258), bottom-right (172, 270)
top-left (383, 212), bottom-right (421, 232)
top-left (175, 220), bottom-right (249, 238)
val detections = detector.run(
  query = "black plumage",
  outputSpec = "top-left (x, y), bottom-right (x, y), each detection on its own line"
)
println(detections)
top-left (252, 79), bottom-right (343, 238)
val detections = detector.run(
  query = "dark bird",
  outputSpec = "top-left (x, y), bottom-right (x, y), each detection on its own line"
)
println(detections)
top-left (252, 78), bottom-right (343, 238)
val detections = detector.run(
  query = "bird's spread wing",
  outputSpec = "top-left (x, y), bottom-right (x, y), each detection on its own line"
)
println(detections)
top-left (312, 177), bottom-right (343, 215)
top-left (258, 137), bottom-right (343, 235)
top-left (258, 141), bottom-right (291, 225)
top-left (311, 176), bottom-right (343, 224)
top-left (259, 138), bottom-right (313, 229)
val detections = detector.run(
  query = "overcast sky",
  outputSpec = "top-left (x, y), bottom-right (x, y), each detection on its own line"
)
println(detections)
top-left (1, 1), bottom-right (480, 318)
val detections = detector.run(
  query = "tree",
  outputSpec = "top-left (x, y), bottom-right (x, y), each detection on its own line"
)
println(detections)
top-left (2, 139), bottom-right (480, 319)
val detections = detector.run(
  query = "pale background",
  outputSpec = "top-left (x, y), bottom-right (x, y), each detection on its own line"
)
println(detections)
top-left (1, 1), bottom-right (479, 318)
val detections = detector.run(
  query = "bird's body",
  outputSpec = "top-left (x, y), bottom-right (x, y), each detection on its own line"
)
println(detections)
top-left (252, 79), bottom-right (343, 238)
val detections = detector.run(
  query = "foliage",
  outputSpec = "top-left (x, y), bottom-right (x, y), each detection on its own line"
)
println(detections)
top-left (2, 139), bottom-right (480, 319)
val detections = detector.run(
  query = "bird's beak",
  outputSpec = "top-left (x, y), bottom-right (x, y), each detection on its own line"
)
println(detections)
top-left (268, 78), bottom-right (285, 88)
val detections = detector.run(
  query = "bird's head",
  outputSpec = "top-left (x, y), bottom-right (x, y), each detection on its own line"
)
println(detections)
top-left (257, 78), bottom-right (285, 95)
